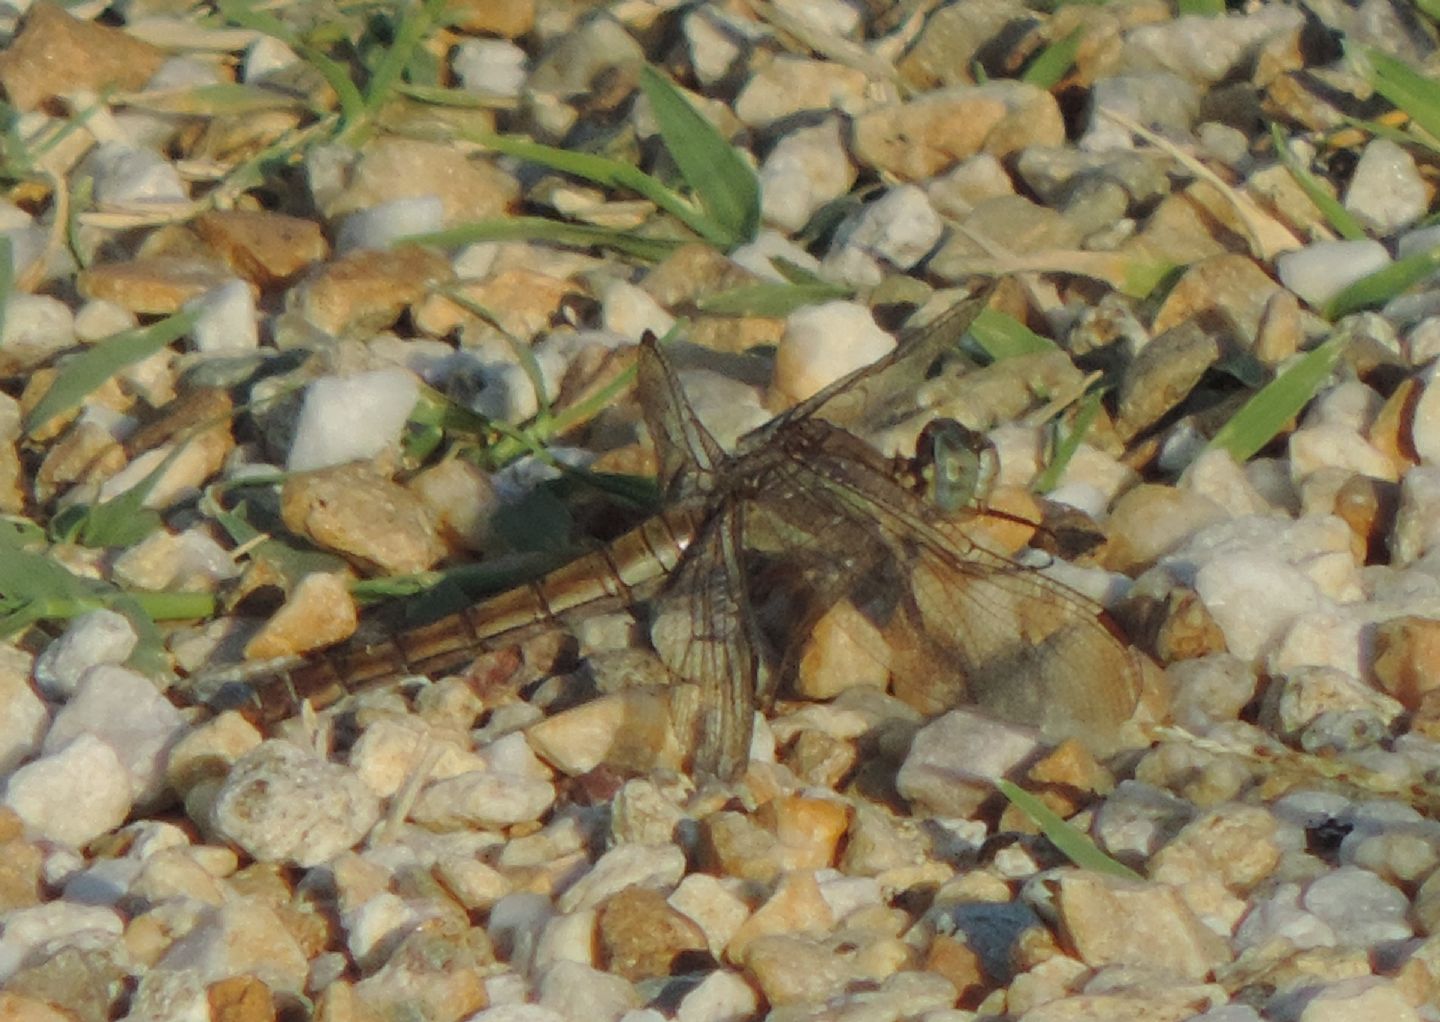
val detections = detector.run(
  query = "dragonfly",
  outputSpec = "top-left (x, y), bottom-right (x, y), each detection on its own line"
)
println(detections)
top-left (204, 287), bottom-right (1162, 778)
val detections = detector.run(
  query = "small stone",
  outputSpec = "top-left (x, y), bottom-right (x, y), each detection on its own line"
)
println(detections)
top-left (725, 869), bottom-right (835, 962)
top-left (337, 197), bottom-right (445, 253)
top-left (0, 650), bottom-right (45, 778)
top-left (83, 142), bottom-right (187, 207)
top-left (1102, 484), bottom-right (1229, 576)
top-left (852, 82), bottom-right (1065, 180)
top-left (31, 608), bottom-right (136, 700)
top-left (674, 968), bottom-right (759, 1022)
top-left (287, 368), bottom-right (421, 472)
top-left (535, 960), bottom-right (640, 1022)
top-left (280, 461), bottom-right (446, 575)
top-left (1275, 240), bottom-right (1391, 310)
top-left (667, 874), bottom-right (750, 957)
top-left (324, 138), bottom-right (518, 228)
top-left (896, 708), bottom-right (1043, 819)
top-left (207, 974), bottom-right (276, 1022)
top-left (790, 597), bottom-right (891, 700)
top-left (1150, 254), bottom-right (1284, 347)
top-left (1301, 867), bottom-right (1412, 945)
top-left (111, 527), bottom-right (240, 594)
top-left (77, 257), bottom-right (237, 316)
top-left (294, 245), bottom-right (454, 337)
top-left (556, 842), bottom-right (686, 914)
top-left (1092, 781), bottom-right (1194, 862)
top-left (0, 295), bottom-right (75, 375)
top-left (209, 741), bottom-right (381, 867)
top-left (1151, 805), bottom-right (1283, 893)
top-left (759, 117), bottom-right (857, 234)
top-left (0, 2), bottom-right (165, 112)
top-left (453, 38), bottom-right (529, 98)
top-left (447, 0), bottom-right (535, 36)
top-left (243, 571), bottom-right (358, 661)
top-left (732, 55), bottom-right (869, 128)
top-left (1296, 976), bottom-right (1420, 1022)
top-left (597, 886), bottom-right (709, 980)
top-left (1344, 138), bottom-right (1429, 235)
top-left (42, 663), bottom-right (188, 806)
top-left (193, 209), bottom-right (330, 289)
top-left (186, 280), bottom-right (259, 354)
top-left (824, 185), bottom-right (944, 281)
top-left (410, 770), bottom-right (556, 831)
top-left (3, 734), bottom-right (134, 847)
top-left (350, 927), bottom-right (489, 1021)
top-left (1054, 871), bottom-right (1233, 980)
top-left (524, 690), bottom-right (684, 776)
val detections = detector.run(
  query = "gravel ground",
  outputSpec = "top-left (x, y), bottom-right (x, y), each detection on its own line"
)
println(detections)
top-left (3, 1), bottom-right (1440, 1020)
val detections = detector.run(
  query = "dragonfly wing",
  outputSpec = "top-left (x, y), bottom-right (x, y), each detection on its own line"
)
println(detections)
top-left (750, 284), bottom-right (995, 442)
top-left (752, 421), bottom-right (1149, 756)
top-left (649, 501), bottom-right (762, 778)
top-left (637, 333), bottom-right (726, 501)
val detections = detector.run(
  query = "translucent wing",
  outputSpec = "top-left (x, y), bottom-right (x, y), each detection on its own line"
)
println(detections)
top-left (749, 418), bottom-right (1147, 756)
top-left (649, 502), bottom-right (762, 778)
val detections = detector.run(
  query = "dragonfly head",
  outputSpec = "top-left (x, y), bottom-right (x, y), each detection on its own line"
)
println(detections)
top-left (914, 418), bottom-right (998, 514)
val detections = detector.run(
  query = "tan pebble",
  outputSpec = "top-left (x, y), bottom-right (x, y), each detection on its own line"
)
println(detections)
top-left (77, 257), bottom-right (239, 315)
top-left (208, 975), bottom-right (276, 1022)
top-left (852, 83), bottom-right (1064, 180)
top-left (194, 210), bottom-right (330, 289)
top-left (413, 268), bottom-right (577, 341)
top-left (295, 245), bottom-right (454, 337)
top-left (326, 138), bottom-right (518, 226)
top-left (0, 992), bottom-right (77, 1022)
top-left (793, 598), bottom-right (891, 700)
top-left (597, 886), bottom-right (710, 981)
top-left (166, 711), bottom-right (263, 794)
top-left (925, 934), bottom-right (990, 1009)
top-left (1368, 375), bottom-right (1419, 473)
top-left (0, 2), bottom-right (164, 111)
top-left (726, 869), bottom-right (835, 962)
top-left (448, 0), bottom-right (535, 36)
top-left (739, 934), bottom-right (858, 1007)
top-left (244, 572), bottom-right (358, 661)
top-left (668, 874), bottom-right (751, 957)
top-left (281, 462), bottom-right (447, 575)
top-left (1054, 871), bottom-right (1233, 980)
top-left (758, 795), bottom-right (849, 871)
top-left (1331, 474), bottom-right (1397, 565)
top-left (525, 689), bottom-right (684, 776)
top-left (785, 729), bottom-right (857, 788)
top-left (1253, 287), bottom-right (1303, 365)
top-left (698, 810), bottom-right (782, 883)
top-left (0, 835), bottom-right (42, 912)
top-left (1372, 616), bottom-right (1440, 710)
top-left (1150, 253), bottom-right (1281, 343)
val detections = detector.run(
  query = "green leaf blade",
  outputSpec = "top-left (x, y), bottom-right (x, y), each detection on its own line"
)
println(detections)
top-left (1205, 332), bottom-right (1349, 463)
top-left (639, 65), bottom-right (760, 248)
top-left (24, 307), bottom-right (202, 437)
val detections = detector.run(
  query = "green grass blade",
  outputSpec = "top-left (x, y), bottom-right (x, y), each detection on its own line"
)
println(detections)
top-left (1411, 0), bottom-right (1440, 25)
top-left (1322, 244), bottom-right (1440, 319)
top-left (450, 124), bottom-right (732, 247)
top-left (1021, 28), bottom-right (1085, 89)
top-left (1269, 123), bottom-right (1368, 242)
top-left (639, 65), bottom-right (760, 248)
top-left (1033, 388), bottom-right (1103, 493)
top-left (24, 307), bottom-right (202, 436)
top-left (1204, 332), bottom-right (1348, 462)
top-left (969, 308), bottom-right (1057, 359)
top-left (696, 280), bottom-right (852, 316)
top-left (0, 235), bottom-right (11, 344)
top-left (997, 780), bottom-right (1142, 878)
top-left (1177, 0), bottom-right (1225, 14)
top-left (363, 0), bottom-right (449, 113)
top-left (405, 216), bottom-right (682, 262)
top-left (1359, 45), bottom-right (1440, 142)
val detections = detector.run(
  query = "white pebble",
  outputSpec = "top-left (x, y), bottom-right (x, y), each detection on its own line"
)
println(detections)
top-left (210, 741), bottom-right (381, 866)
top-left (337, 195), bottom-right (445, 253)
top-left (1276, 240), bottom-right (1390, 309)
top-left (0, 646), bottom-right (47, 775)
top-left (410, 770), bottom-right (556, 830)
top-left (730, 229), bottom-right (823, 283)
top-left (32, 609), bottom-right (137, 700)
top-left (830, 184), bottom-right (943, 272)
top-left (186, 279), bottom-right (258, 354)
top-left (759, 118), bottom-right (857, 233)
top-left (1344, 138), bottom-right (1428, 235)
top-left (73, 299), bottom-right (136, 343)
top-left (772, 301), bottom-right (894, 406)
top-left (1302, 867), bottom-right (1412, 944)
top-left (600, 280), bottom-right (676, 341)
top-left (2, 294), bottom-right (76, 370)
top-left (454, 38), bottom-right (530, 98)
top-left (287, 368), bottom-right (421, 471)
top-left (243, 34), bottom-right (300, 79)
top-left (3, 734), bottom-right (134, 847)
top-left (897, 708), bottom-right (1043, 818)
top-left (0, 901), bottom-right (124, 984)
top-left (42, 664), bottom-right (188, 806)
top-left (556, 842), bottom-right (686, 913)
top-left (84, 142), bottom-right (187, 205)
